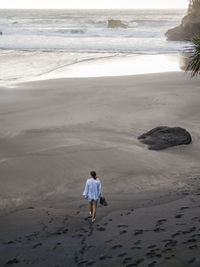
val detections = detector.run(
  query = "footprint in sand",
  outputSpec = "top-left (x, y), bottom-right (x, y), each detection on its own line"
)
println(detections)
top-left (77, 234), bottom-right (84, 238)
top-left (182, 191), bottom-right (189, 195)
top-left (150, 248), bottom-right (160, 252)
top-left (6, 258), bottom-right (20, 265)
top-left (125, 258), bottom-right (144, 266)
top-left (146, 251), bottom-right (157, 258)
top-left (117, 225), bottom-right (128, 228)
top-left (191, 233), bottom-right (200, 238)
top-left (32, 243), bottom-right (42, 249)
top-left (162, 239), bottom-right (174, 243)
top-left (52, 228), bottom-right (69, 235)
top-left (165, 255), bottom-right (175, 260)
top-left (87, 245), bottom-right (96, 250)
top-left (148, 245), bottom-right (157, 249)
top-left (62, 216), bottom-right (68, 223)
top-left (134, 240), bottom-right (141, 245)
top-left (86, 261), bottom-right (96, 266)
top-left (156, 219), bottom-right (167, 226)
top-left (122, 257), bottom-right (132, 264)
top-left (134, 230), bottom-right (143, 236)
top-left (78, 260), bottom-right (88, 265)
top-left (104, 239), bottom-right (113, 243)
top-left (148, 261), bottom-right (157, 267)
top-left (162, 248), bottom-right (173, 253)
top-left (164, 240), bottom-right (177, 248)
top-left (118, 252), bottom-right (128, 257)
top-left (155, 254), bottom-right (162, 258)
top-left (191, 216), bottom-right (199, 221)
top-left (180, 206), bottom-right (189, 211)
top-left (182, 227), bottom-right (196, 234)
top-left (97, 227), bottom-right (106, 231)
top-left (171, 232), bottom-right (180, 238)
top-left (189, 245), bottom-right (198, 249)
top-left (120, 230), bottom-right (127, 235)
top-left (4, 240), bottom-right (14, 245)
top-left (84, 216), bottom-right (91, 221)
top-left (183, 238), bottom-right (197, 244)
top-left (131, 246), bottom-right (142, 250)
top-left (99, 255), bottom-right (112, 260)
top-left (154, 227), bottom-right (165, 232)
top-left (188, 257), bottom-right (196, 264)
top-left (175, 214), bottom-right (184, 219)
top-left (53, 242), bottom-right (62, 250)
top-left (112, 244), bottom-right (123, 250)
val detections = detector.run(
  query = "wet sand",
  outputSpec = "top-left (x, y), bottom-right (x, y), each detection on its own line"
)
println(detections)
top-left (0, 72), bottom-right (200, 266)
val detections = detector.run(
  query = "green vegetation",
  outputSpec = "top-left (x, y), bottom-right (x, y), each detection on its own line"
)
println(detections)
top-left (186, 36), bottom-right (200, 77)
top-left (187, 0), bottom-right (200, 18)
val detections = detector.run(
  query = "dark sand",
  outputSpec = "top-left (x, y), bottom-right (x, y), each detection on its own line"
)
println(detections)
top-left (0, 72), bottom-right (200, 266)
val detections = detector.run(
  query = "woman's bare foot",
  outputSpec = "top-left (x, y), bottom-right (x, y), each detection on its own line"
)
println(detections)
top-left (92, 217), bottom-right (96, 223)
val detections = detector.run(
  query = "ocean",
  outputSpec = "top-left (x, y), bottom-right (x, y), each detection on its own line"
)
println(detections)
top-left (0, 9), bottom-right (189, 86)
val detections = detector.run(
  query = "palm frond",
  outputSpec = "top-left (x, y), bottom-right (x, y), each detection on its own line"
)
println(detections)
top-left (186, 36), bottom-right (200, 77)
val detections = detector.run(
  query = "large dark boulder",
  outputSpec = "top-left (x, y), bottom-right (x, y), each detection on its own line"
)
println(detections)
top-left (138, 126), bottom-right (192, 150)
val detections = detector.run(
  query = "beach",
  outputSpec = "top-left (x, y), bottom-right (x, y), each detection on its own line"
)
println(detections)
top-left (0, 71), bottom-right (200, 266)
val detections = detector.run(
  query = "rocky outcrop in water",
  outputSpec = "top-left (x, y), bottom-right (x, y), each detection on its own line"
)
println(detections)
top-left (138, 126), bottom-right (192, 150)
top-left (166, 21), bottom-right (200, 41)
top-left (0, 32), bottom-right (2, 35)
top-left (108, 19), bottom-right (127, 28)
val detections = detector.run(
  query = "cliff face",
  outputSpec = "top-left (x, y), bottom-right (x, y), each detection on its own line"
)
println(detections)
top-left (166, 1), bottom-right (200, 41)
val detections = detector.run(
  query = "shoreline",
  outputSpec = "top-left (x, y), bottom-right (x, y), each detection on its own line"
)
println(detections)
top-left (36, 54), bottom-right (181, 80)
top-left (0, 53), bottom-right (182, 88)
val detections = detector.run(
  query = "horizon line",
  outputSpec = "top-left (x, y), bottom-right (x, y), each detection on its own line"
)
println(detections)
top-left (0, 7), bottom-right (187, 10)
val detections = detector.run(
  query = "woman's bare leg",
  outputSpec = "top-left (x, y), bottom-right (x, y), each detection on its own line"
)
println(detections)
top-left (89, 202), bottom-right (93, 216)
top-left (92, 201), bottom-right (97, 222)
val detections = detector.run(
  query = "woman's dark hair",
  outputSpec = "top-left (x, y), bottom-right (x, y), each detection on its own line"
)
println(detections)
top-left (90, 171), bottom-right (97, 179)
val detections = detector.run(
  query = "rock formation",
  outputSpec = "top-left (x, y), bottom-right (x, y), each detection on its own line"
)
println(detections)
top-left (166, 0), bottom-right (200, 41)
top-left (166, 22), bottom-right (200, 41)
top-left (0, 32), bottom-right (2, 35)
top-left (108, 19), bottom-right (127, 28)
top-left (138, 126), bottom-right (192, 150)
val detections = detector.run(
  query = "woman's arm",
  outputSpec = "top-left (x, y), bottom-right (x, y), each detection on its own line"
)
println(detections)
top-left (83, 180), bottom-right (89, 198)
top-left (98, 180), bottom-right (102, 199)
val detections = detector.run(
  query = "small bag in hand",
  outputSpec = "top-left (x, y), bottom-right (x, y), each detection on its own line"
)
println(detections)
top-left (100, 196), bottom-right (108, 206)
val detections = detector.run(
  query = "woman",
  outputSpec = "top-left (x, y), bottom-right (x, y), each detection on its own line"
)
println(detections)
top-left (83, 171), bottom-right (102, 223)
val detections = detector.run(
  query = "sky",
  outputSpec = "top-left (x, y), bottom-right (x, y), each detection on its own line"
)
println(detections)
top-left (0, 0), bottom-right (188, 9)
